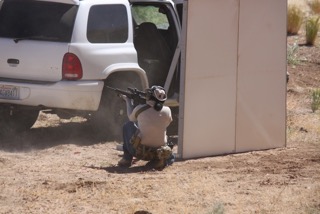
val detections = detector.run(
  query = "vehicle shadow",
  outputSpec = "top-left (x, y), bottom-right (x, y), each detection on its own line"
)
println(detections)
top-left (0, 121), bottom-right (120, 152)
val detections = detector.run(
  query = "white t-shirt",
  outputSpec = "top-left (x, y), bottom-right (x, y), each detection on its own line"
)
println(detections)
top-left (129, 104), bottom-right (172, 148)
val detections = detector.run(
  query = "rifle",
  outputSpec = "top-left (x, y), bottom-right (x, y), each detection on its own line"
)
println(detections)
top-left (106, 86), bottom-right (146, 105)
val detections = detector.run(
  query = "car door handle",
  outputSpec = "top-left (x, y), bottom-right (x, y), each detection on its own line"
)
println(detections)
top-left (7, 58), bottom-right (20, 64)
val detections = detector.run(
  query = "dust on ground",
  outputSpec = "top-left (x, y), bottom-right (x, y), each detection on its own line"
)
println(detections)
top-left (1, 12), bottom-right (320, 214)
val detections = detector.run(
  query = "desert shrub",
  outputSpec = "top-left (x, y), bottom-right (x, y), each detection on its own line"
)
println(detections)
top-left (287, 4), bottom-right (304, 35)
top-left (305, 16), bottom-right (320, 46)
top-left (311, 88), bottom-right (320, 112)
top-left (308, 0), bottom-right (320, 14)
top-left (287, 42), bottom-right (299, 65)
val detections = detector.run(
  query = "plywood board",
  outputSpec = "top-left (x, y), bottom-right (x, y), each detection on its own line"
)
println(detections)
top-left (181, 0), bottom-right (239, 158)
top-left (235, 0), bottom-right (287, 152)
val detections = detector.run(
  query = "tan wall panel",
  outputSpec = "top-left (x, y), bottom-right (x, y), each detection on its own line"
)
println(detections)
top-left (182, 0), bottom-right (239, 158)
top-left (235, 0), bottom-right (287, 152)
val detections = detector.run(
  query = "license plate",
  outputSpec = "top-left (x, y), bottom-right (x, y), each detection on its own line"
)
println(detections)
top-left (0, 85), bottom-right (20, 100)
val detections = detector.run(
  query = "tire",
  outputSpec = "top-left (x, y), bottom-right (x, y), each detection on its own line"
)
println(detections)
top-left (90, 77), bottom-right (142, 141)
top-left (91, 87), bottom-right (128, 141)
top-left (0, 106), bottom-right (39, 136)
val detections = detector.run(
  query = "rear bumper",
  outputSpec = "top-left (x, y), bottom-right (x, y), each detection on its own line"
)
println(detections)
top-left (0, 80), bottom-right (104, 111)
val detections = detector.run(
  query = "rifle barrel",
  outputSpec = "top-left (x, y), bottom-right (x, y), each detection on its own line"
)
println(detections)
top-left (106, 85), bottom-right (146, 105)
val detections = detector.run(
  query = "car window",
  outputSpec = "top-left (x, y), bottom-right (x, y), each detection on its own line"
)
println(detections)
top-left (132, 5), bottom-right (169, 30)
top-left (87, 4), bottom-right (128, 43)
top-left (0, 0), bottom-right (77, 42)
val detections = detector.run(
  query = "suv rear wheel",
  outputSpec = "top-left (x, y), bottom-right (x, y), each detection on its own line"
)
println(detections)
top-left (90, 74), bottom-right (143, 141)
top-left (0, 106), bottom-right (39, 135)
top-left (91, 86), bottom-right (127, 141)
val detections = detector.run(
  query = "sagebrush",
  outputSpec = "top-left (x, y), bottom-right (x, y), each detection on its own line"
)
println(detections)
top-left (287, 42), bottom-right (299, 65)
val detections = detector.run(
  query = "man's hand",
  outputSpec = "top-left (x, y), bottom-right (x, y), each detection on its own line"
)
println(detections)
top-left (121, 95), bottom-right (134, 117)
top-left (120, 94), bottom-right (134, 109)
top-left (119, 94), bottom-right (130, 102)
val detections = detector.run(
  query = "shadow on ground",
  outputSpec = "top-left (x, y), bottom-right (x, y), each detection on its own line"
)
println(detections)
top-left (85, 164), bottom-right (157, 174)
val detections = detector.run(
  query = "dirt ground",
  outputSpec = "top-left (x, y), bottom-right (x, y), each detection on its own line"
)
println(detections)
top-left (1, 11), bottom-right (320, 214)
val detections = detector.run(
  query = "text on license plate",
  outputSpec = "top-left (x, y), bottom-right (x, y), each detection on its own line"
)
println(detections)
top-left (0, 85), bottom-right (20, 100)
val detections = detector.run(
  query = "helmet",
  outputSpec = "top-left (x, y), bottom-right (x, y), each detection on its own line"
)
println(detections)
top-left (146, 86), bottom-right (167, 102)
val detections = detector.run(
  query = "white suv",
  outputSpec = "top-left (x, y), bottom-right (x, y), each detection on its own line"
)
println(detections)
top-left (0, 0), bottom-right (180, 138)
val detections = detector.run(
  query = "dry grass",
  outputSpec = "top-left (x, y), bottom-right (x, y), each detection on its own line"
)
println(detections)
top-left (288, 0), bottom-right (310, 11)
top-left (305, 16), bottom-right (320, 45)
top-left (311, 88), bottom-right (320, 112)
top-left (307, 0), bottom-right (320, 14)
top-left (288, 4), bottom-right (305, 35)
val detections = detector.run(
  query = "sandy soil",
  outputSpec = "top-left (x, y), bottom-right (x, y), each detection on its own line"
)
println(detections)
top-left (1, 4), bottom-right (320, 214)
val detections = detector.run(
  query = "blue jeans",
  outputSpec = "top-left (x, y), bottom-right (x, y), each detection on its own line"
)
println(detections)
top-left (122, 121), bottom-right (138, 161)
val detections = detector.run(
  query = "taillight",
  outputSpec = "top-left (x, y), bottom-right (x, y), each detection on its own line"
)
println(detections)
top-left (62, 53), bottom-right (83, 80)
